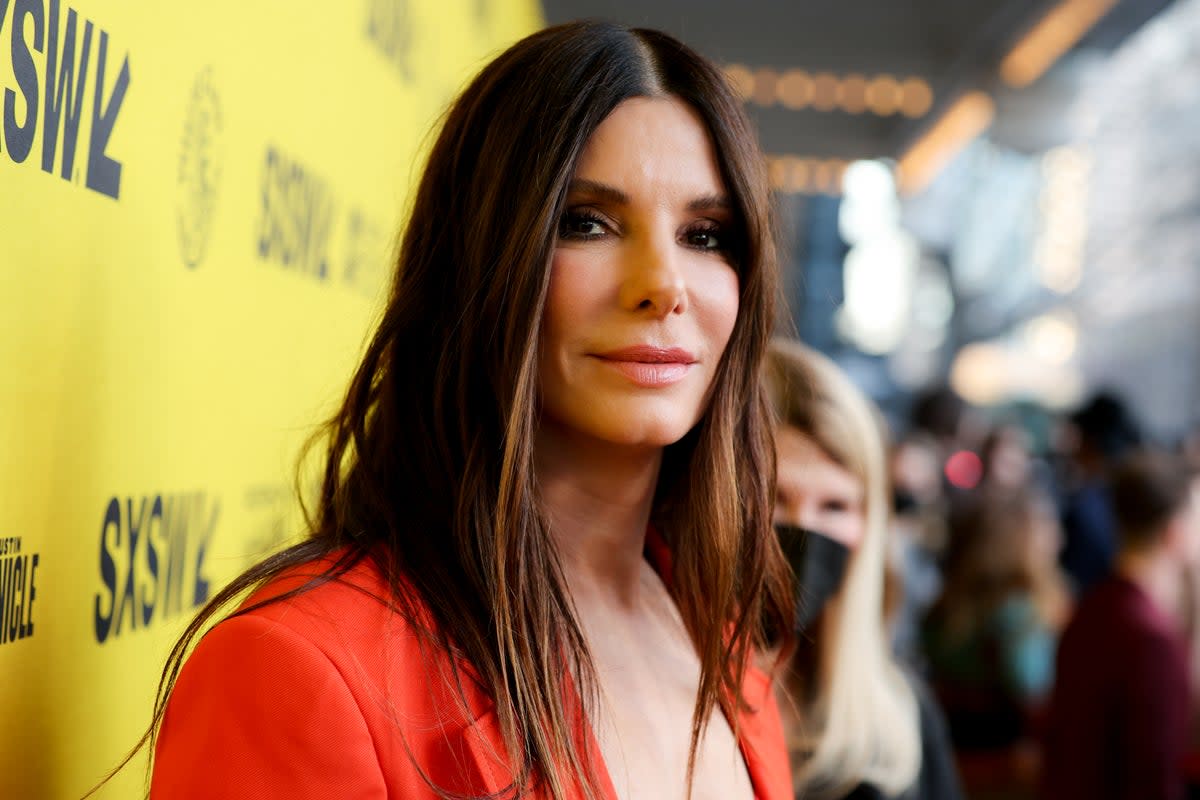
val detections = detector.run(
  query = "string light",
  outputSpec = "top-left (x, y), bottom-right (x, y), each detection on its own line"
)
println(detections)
top-left (838, 74), bottom-right (868, 114)
top-left (812, 72), bottom-right (840, 112)
top-left (777, 69), bottom-right (814, 110)
top-left (866, 75), bottom-right (902, 115)
top-left (752, 67), bottom-right (779, 107)
top-left (725, 64), bottom-right (933, 118)
top-left (766, 156), bottom-right (853, 195)
top-left (899, 77), bottom-right (933, 117)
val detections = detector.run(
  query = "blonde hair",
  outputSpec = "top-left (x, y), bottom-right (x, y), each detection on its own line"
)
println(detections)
top-left (765, 339), bottom-right (921, 799)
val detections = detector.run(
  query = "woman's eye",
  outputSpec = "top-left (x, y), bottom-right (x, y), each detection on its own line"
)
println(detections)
top-left (685, 229), bottom-right (722, 251)
top-left (684, 222), bottom-right (740, 254)
top-left (821, 499), bottom-right (850, 514)
top-left (559, 212), bottom-right (608, 239)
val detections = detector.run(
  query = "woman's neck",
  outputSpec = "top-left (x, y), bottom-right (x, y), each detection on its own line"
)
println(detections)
top-left (535, 423), bottom-right (663, 608)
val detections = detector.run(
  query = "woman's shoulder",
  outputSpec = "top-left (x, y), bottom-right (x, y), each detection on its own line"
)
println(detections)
top-left (175, 547), bottom-right (488, 731)
top-left (236, 548), bottom-right (398, 631)
top-left (219, 548), bottom-right (458, 688)
top-left (154, 550), bottom-right (506, 798)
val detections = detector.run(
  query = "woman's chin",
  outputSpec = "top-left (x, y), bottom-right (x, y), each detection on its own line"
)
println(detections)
top-left (590, 416), bottom-right (701, 450)
top-left (540, 412), bottom-right (700, 453)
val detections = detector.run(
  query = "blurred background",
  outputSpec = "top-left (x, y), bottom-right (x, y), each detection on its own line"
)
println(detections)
top-left (2, 0), bottom-right (1198, 797)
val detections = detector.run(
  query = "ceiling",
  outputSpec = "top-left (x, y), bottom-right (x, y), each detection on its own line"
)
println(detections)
top-left (540, 0), bottom-right (1176, 166)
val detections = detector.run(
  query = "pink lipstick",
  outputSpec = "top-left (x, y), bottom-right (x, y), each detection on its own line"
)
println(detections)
top-left (591, 346), bottom-right (696, 387)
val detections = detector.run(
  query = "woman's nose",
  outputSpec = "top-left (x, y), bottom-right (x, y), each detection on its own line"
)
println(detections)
top-left (619, 231), bottom-right (687, 317)
top-left (795, 503), bottom-right (822, 532)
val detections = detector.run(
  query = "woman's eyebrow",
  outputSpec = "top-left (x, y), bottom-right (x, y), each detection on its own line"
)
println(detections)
top-left (567, 179), bottom-right (629, 205)
top-left (567, 180), bottom-right (731, 214)
top-left (687, 194), bottom-right (731, 212)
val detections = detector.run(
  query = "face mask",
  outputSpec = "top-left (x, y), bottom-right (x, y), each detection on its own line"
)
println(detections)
top-left (893, 487), bottom-right (919, 514)
top-left (775, 523), bottom-right (851, 633)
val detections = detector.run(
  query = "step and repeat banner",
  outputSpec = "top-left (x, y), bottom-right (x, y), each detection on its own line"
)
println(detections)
top-left (0, 1), bottom-right (541, 796)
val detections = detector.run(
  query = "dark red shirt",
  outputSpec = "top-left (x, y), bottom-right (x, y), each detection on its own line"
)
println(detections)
top-left (1041, 575), bottom-right (1191, 800)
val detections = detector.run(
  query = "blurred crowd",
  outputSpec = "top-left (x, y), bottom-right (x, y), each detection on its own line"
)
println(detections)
top-left (766, 339), bottom-right (1200, 800)
top-left (882, 386), bottom-right (1200, 798)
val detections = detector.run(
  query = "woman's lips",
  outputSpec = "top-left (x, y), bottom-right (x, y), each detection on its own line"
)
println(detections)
top-left (591, 346), bottom-right (696, 387)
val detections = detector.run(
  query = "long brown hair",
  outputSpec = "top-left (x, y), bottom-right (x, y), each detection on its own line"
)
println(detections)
top-left (106, 21), bottom-right (792, 800)
top-left (930, 487), bottom-right (1069, 639)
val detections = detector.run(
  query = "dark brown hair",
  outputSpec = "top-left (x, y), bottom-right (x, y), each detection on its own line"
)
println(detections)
top-left (98, 20), bottom-right (793, 800)
top-left (1111, 450), bottom-right (1196, 548)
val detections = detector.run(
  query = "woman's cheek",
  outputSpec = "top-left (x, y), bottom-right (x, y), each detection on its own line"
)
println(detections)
top-left (697, 263), bottom-right (740, 347)
top-left (544, 251), bottom-right (594, 330)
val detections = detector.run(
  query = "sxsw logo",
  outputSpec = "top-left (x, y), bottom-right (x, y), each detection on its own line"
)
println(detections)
top-left (177, 68), bottom-right (222, 268)
top-left (366, 0), bottom-right (412, 81)
top-left (0, 0), bottom-right (130, 200)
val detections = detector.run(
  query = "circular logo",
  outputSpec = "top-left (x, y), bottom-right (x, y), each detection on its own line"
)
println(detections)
top-left (177, 69), bottom-right (223, 269)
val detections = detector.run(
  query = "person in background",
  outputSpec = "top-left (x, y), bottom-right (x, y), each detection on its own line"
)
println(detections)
top-left (923, 487), bottom-right (1070, 752)
top-left (766, 339), bottom-right (963, 800)
top-left (1041, 451), bottom-right (1200, 800)
top-left (1057, 392), bottom-right (1143, 594)
top-left (980, 424), bottom-right (1035, 492)
top-left (889, 433), bottom-right (950, 669)
top-left (908, 387), bottom-right (984, 469)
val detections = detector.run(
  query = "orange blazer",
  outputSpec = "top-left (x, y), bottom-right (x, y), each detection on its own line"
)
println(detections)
top-left (151, 540), bottom-right (792, 799)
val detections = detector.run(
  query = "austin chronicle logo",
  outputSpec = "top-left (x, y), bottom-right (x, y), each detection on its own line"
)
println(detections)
top-left (177, 69), bottom-right (223, 269)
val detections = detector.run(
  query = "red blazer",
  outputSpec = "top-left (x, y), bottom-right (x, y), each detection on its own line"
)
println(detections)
top-left (151, 541), bottom-right (792, 799)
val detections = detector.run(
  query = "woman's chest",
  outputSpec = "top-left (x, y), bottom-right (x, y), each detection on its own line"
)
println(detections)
top-left (580, 594), bottom-right (757, 800)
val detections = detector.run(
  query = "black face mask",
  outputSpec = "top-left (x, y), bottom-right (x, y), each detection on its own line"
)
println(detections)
top-left (775, 524), bottom-right (851, 633)
top-left (893, 487), bottom-right (919, 515)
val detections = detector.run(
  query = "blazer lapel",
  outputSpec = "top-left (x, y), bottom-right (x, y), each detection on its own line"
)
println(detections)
top-left (460, 704), bottom-right (521, 796)
top-left (736, 666), bottom-right (795, 800)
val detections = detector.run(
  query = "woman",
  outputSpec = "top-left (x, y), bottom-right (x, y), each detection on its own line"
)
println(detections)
top-left (923, 486), bottom-right (1070, 751)
top-left (135, 21), bottom-right (795, 800)
top-left (765, 339), bottom-right (962, 800)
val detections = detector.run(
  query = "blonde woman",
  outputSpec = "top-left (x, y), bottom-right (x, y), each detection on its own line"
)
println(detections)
top-left (765, 339), bottom-right (962, 800)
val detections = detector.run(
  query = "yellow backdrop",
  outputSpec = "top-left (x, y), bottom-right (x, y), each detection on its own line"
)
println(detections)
top-left (0, 1), bottom-right (540, 796)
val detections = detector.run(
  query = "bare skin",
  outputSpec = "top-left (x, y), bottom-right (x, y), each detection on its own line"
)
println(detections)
top-left (538, 433), bottom-right (753, 800)
top-left (773, 426), bottom-right (866, 549)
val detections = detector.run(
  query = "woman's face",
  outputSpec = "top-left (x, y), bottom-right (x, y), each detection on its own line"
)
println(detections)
top-left (774, 425), bottom-right (866, 550)
top-left (538, 96), bottom-right (741, 450)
